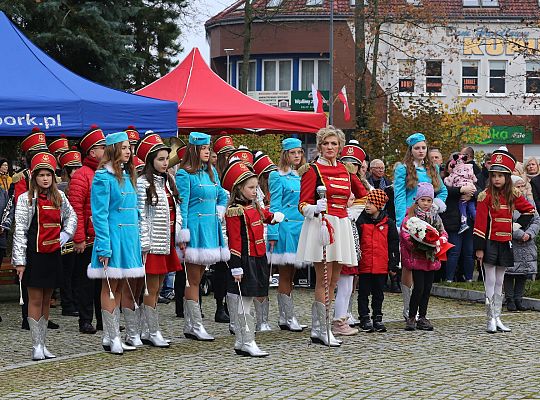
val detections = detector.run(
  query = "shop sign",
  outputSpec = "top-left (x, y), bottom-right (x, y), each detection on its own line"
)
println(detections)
top-left (471, 125), bottom-right (533, 144)
top-left (291, 91), bottom-right (330, 112)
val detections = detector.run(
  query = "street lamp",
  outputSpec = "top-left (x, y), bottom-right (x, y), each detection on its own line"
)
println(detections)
top-left (224, 48), bottom-right (234, 85)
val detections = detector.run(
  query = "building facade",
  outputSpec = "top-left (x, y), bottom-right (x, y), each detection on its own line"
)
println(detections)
top-left (206, 0), bottom-right (540, 160)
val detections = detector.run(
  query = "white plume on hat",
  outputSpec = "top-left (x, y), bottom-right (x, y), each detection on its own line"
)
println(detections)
top-left (498, 145), bottom-right (509, 152)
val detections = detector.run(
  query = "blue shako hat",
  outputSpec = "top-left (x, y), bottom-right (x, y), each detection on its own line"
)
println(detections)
top-left (105, 131), bottom-right (129, 146)
top-left (405, 132), bottom-right (426, 147)
top-left (282, 138), bottom-right (302, 151)
top-left (189, 132), bottom-right (211, 146)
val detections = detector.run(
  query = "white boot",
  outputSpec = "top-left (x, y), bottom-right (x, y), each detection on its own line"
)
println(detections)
top-left (254, 298), bottom-right (272, 332)
top-left (28, 317), bottom-right (45, 361)
top-left (142, 304), bottom-right (170, 347)
top-left (184, 299), bottom-right (214, 341)
top-left (494, 294), bottom-right (511, 332)
top-left (277, 292), bottom-right (305, 332)
top-left (39, 317), bottom-right (56, 359)
top-left (486, 297), bottom-right (497, 333)
top-left (311, 302), bottom-right (341, 347)
top-left (102, 309), bottom-right (123, 355)
top-left (237, 313), bottom-right (268, 357)
top-left (402, 285), bottom-right (412, 321)
top-left (123, 307), bottom-right (144, 347)
top-left (227, 293), bottom-right (241, 350)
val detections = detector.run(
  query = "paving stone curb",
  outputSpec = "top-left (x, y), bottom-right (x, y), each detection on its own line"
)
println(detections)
top-left (431, 284), bottom-right (540, 311)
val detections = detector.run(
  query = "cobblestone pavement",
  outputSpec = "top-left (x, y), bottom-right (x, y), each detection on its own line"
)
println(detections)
top-left (1, 287), bottom-right (539, 399)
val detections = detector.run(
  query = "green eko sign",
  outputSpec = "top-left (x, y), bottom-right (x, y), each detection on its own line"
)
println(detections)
top-left (472, 126), bottom-right (533, 145)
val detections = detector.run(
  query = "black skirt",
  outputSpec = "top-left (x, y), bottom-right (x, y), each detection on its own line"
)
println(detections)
top-left (484, 240), bottom-right (513, 268)
top-left (22, 250), bottom-right (62, 289)
top-left (227, 255), bottom-right (270, 297)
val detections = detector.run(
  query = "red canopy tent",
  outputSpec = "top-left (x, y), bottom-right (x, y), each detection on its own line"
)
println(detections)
top-left (135, 48), bottom-right (327, 135)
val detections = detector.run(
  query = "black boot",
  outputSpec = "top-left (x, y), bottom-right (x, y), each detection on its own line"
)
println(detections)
top-left (515, 299), bottom-right (528, 311)
top-left (372, 315), bottom-right (387, 332)
top-left (47, 320), bottom-right (59, 329)
top-left (214, 299), bottom-right (230, 323)
top-left (359, 315), bottom-right (374, 333)
top-left (506, 298), bottom-right (517, 312)
top-left (390, 274), bottom-right (401, 293)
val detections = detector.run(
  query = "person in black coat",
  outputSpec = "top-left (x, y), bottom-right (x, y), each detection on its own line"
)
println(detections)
top-left (440, 159), bottom-right (478, 282)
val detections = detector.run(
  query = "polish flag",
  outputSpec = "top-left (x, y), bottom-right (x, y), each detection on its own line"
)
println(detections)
top-left (338, 85), bottom-right (351, 121)
top-left (311, 83), bottom-right (324, 113)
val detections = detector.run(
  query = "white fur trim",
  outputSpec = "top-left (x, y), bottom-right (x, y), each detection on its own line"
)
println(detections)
top-left (231, 267), bottom-right (244, 276)
top-left (221, 247), bottom-right (231, 262)
top-left (433, 197), bottom-right (447, 214)
top-left (217, 205), bottom-right (226, 221)
top-left (302, 204), bottom-right (317, 219)
top-left (272, 212), bottom-right (285, 224)
top-left (278, 168), bottom-right (299, 176)
top-left (185, 247), bottom-right (227, 266)
top-left (177, 229), bottom-right (190, 243)
top-left (87, 265), bottom-right (145, 279)
top-left (267, 252), bottom-right (306, 268)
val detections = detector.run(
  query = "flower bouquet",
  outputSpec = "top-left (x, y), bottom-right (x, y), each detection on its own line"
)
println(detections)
top-left (404, 217), bottom-right (453, 261)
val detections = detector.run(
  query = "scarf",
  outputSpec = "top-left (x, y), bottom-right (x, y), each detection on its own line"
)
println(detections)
top-left (414, 204), bottom-right (444, 233)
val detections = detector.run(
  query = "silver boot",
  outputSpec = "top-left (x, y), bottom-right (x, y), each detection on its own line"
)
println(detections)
top-left (237, 313), bottom-right (268, 357)
top-left (227, 293), bottom-right (241, 349)
top-left (312, 301), bottom-right (341, 347)
top-left (184, 299), bottom-right (214, 341)
top-left (486, 297), bottom-right (497, 334)
top-left (102, 309), bottom-right (123, 355)
top-left (310, 302), bottom-right (321, 343)
top-left (402, 285), bottom-right (412, 321)
top-left (254, 298), bottom-right (272, 332)
top-left (39, 317), bottom-right (56, 359)
top-left (114, 308), bottom-right (136, 351)
top-left (494, 294), bottom-right (511, 332)
top-left (28, 317), bottom-right (45, 361)
top-left (277, 293), bottom-right (304, 332)
top-left (123, 307), bottom-right (144, 347)
top-left (142, 304), bottom-right (169, 347)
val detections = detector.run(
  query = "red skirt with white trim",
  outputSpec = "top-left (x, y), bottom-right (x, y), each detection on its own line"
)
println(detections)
top-left (145, 240), bottom-right (182, 275)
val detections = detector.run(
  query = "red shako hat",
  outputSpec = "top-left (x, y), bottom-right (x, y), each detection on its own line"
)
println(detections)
top-left (48, 136), bottom-right (69, 156)
top-left (229, 146), bottom-right (254, 166)
top-left (341, 140), bottom-right (366, 164)
top-left (176, 145), bottom-right (187, 162)
top-left (253, 151), bottom-right (277, 177)
top-left (214, 134), bottom-right (235, 155)
top-left (126, 126), bottom-right (140, 145)
top-left (59, 150), bottom-right (82, 168)
top-left (79, 125), bottom-right (106, 154)
top-left (21, 127), bottom-right (48, 153)
top-left (221, 159), bottom-right (256, 193)
top-left (31, 152), bottom-right (57, 173)
top-left (135, 133), bottom-right (171, 163)
top-left (133, 156), bottom-right (145, 172)
top-left (489, 147), bottom-right (516, 174)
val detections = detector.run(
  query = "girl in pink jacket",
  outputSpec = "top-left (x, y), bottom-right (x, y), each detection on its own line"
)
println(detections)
top-left (400, 182), bottom-right (449, 332)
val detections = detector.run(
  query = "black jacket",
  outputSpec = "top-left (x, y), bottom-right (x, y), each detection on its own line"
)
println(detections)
top-left (440, 183), bottom-right (478, 233)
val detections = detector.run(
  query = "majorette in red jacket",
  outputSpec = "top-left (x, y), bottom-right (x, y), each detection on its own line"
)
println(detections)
top-left (68, 156), bottom-right (99, 244)
top-left (473, 188), bottom-right (535, 250)
top-left (225, 203), bottom-right (274, 265)
top-left (298, 158), bottom-right (368, 218)
top-left (356, 210), bottom-right (400, 274)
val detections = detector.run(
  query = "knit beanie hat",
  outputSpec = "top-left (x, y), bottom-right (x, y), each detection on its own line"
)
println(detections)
top-left (366, 189), bottom-right (389, 210)
top-left (511, 175), bottom-right (525, 185)
top-left (415, 182), bottom-right (434, 200)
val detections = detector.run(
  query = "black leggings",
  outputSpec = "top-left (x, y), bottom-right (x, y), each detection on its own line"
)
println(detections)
top-left (409, 270), bottom-right (435, 319)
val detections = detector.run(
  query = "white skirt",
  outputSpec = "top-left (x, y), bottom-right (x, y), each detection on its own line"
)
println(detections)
top-left (296, 215), bottom-right (357, 266)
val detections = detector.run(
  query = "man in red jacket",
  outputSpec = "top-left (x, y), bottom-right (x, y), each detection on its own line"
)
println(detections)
top-left (69, 125), bottom-right (106, 334)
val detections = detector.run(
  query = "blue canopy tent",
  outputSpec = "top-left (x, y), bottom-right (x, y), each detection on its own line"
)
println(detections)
top-left (0, 11), bottom-right (178, 137)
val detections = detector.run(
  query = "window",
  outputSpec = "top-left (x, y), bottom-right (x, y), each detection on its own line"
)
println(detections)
top-left (489, 61), bottom-right (506, 94)
top-left (462, 61), bottom-right (479, 94)
top-left (306, 0), bottom-right (323, 5)
top-left (263, 60), bottom-right (292, 91)
top-left (425, 60), bottom-right (442, 93)
top-left (526, 61), bottom-right (540, 94)
top-left (463, 0), bottom-right (499, 6)
top-left (398, 60), bottom-right (415, 93)
top-left (267, 0), bottom-right (282, 7)
top-left (300, 59), bottom-right (330, 91)
top-left (237, 61), bottom-right (256, 92)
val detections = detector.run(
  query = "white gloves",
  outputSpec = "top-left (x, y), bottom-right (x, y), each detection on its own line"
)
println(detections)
top-left (60, 231), bottom-right (70, 247)
top-left (217, 205), bottom-right (226, 222)
top-left (271, 212), bottom-right (285, 224)
top-left (316, 198), bottom-right (327, 213)
top-left (231, 267), bottom-right (244, 277)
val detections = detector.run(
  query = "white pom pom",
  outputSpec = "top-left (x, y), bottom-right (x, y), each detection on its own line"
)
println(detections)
top-left (349, 139), bottom-right (359, 145)
top-left (144, 130), bottom-right (154, 135)
top-left (255, 151), bottom-right (264, 158)
top-left (238, 145), bottom-right (249, 150)
top-left (498, 145), bottom-right (508, 151)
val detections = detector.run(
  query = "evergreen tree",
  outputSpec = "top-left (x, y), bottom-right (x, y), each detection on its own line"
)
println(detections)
top-left (0, 0), bottom-right (188, 91)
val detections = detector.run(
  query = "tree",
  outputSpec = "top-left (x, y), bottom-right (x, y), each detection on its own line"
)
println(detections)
top-left (382, 98), bottom-right (490, 168)
top-left (0, 0), bottom-right (188, 91)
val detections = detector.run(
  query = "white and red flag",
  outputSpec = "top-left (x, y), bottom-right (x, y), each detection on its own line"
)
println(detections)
top-left (311, 83), bottom-right (324, 113)
top-left (338, 85), bottom-right (351, 121)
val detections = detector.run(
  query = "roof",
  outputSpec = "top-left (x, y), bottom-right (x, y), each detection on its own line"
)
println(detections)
top-left (135, 48), bottom-right (327, 134)
top-left (0, 11), bottom-right (178, 137)
top-left (206, 0), bottom-right (540, 28)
